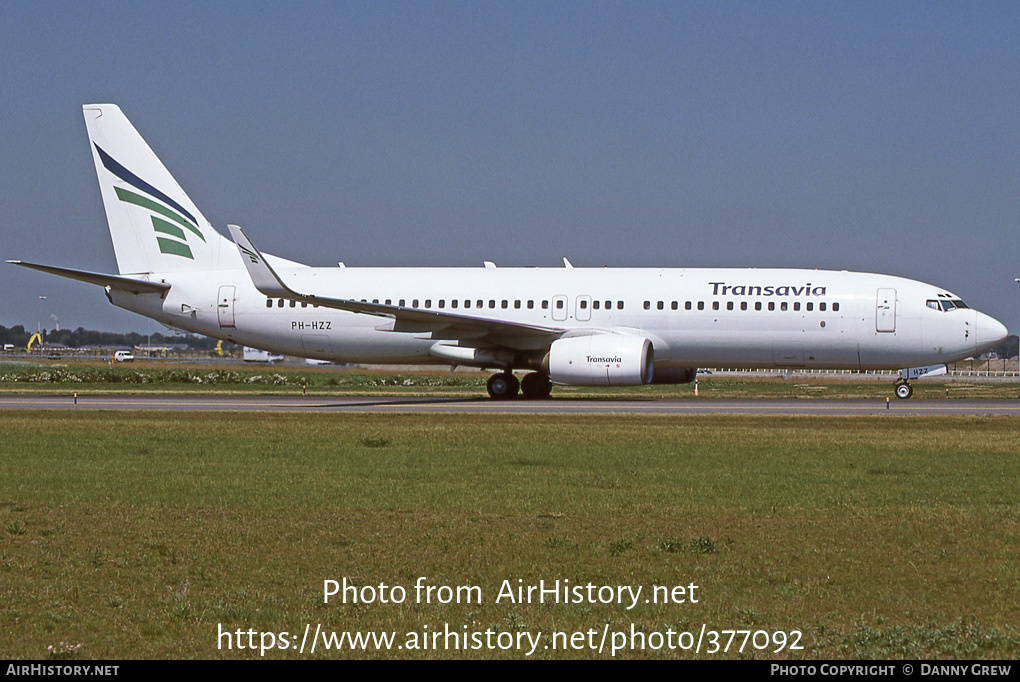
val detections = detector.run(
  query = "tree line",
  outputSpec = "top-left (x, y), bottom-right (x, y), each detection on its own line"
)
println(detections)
top-left (0, 325), bottom-right (219, 350)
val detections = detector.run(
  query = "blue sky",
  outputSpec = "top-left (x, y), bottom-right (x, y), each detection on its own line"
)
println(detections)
top-left (2, 1), bottom-right (1018, 333)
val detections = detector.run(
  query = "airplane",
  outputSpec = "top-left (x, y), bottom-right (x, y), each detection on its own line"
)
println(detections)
top-left (9, 104), bottom-right (1011, 400)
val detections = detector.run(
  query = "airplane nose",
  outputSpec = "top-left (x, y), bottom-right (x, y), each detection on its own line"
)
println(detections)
top-left (974, 312), bottom-right (1009, 353)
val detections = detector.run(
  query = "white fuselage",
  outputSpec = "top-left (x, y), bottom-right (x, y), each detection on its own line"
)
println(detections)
top-left (110, 266), bottom-right (1004, 371)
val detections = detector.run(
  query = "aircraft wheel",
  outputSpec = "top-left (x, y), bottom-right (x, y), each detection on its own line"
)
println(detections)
top-left (520, 372), bottom-right (552, 399)
top-left (895, 382), bottom-right (913, 400)
top-left (486, 372), bottom-right (520, 400)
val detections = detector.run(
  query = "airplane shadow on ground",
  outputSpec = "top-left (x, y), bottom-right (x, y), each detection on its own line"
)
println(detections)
top-left (310, 395), bottom-right (658, 408)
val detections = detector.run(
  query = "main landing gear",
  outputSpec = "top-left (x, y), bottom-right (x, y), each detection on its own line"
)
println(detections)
top-left (486, 372), bottom-right (552, 400)
top-left (486, 372), bottom-right (519, 400)
top-left (520, 372), bottom-right (552, 399)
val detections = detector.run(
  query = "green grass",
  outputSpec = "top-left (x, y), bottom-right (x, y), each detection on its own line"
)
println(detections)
top-left (1, 413), bottom-right (1019, 659)
top-left (0, 361), bottom-right (1018, 399)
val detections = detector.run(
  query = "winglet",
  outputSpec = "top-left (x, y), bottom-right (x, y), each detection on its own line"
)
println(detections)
top-left (227, 225), bottom-right (299, 299)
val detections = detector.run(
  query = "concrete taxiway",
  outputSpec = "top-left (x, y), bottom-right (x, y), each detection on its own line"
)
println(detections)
top-left (0, 394), bottom-right (1018, 415)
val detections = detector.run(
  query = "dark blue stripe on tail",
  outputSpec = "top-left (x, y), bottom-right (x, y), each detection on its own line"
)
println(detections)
top-left (94, 143), bottom-right (199, 226)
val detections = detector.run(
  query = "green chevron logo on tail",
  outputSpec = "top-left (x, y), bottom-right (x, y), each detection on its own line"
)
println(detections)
top-left (95, 144), bottom-right (204, 260)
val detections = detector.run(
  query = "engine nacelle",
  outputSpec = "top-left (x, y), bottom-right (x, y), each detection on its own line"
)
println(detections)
top-left (547, 335), bottom-right (653, 386)
top-left (649, 367), bottom-right (697, 385)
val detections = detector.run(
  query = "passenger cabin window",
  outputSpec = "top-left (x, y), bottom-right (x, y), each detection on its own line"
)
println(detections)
top-left (556, 300), bottom-right (564, 309)
top-left (740, 302), bottom-right (747, 311)
top-left (439, 300), bottom-right (445, 308)
top-left (806, 302), bottom-right (813, 311)
top-left (514, 300), bottom-right (521, 309)
top-left (644, 301), bottom-right (651, 310)
top-left (697, 301), bottom-right (705, 311)
top-left (580, 300), bottom-right (588, 309)
top-left (819, 302), bottom-right (826, 312)
top-left (542, 301), bottom-right (549, 310)
top-left (657, 301), bottom-right (664, 310)
top-left (671, 301), bottom-right (678, 310)
top-left (266, 299), bottom-right (272, 308)
top-left (593, 300), bottom-right (600, 310)
top-left (727, 302), bottom-right (734, 311)
top-left (277, 299), bottom-right (284, 308)
top-left (833, 302), bottom-right (840, 312)
top-left (767, 302), bottom-right (775, 311)
top-left (685, 301), bottom-right (692, 310)
top-left (794, 302), bottom-right (800, 311)
top-left (527, 300), bottom-right (534, 309)
top-left (712, 302), bottom-right (720, 311)
top-left (755, 302), bottom-right (762, 311)
top-left (617, 301), bottom-right (624, 310)
top-left (451, 300), bottom-right (458, 308)
top-left (490, 300), bottom-right (496, 309)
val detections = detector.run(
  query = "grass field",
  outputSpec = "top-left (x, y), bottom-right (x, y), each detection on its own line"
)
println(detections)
top-left (1, 361), bottom-right (1018, 399)
top-left (1, 411), bottom-right (1019, 659)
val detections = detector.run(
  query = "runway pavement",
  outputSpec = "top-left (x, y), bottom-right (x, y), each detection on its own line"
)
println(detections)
top-left (1, 394), bottom-right (1019, 415)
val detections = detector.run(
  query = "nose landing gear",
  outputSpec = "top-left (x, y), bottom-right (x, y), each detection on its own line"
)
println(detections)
top-left (893, 363), bottom-right (947, 399)
top-left (894, 380), bottom-right (913, 400)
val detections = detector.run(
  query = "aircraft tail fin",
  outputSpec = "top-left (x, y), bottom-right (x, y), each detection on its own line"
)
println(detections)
top-left (83, 104), bottom-right (232, 275)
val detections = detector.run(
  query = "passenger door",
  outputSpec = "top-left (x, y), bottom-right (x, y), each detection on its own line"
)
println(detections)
top-left (876, 288), bottom-right (896, 332)
top-left (217, 285), bottom-right (236, 328)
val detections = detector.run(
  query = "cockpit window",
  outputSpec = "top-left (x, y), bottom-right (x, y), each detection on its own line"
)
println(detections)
top-left (927, 299), bottom-right (967, 312)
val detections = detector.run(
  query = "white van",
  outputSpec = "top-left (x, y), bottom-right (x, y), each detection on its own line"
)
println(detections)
top-left (114, 350), bottom-right (135, 362)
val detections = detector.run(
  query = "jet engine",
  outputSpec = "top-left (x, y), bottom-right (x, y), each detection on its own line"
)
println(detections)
top-left (546, 335), bottom-right (653, 386)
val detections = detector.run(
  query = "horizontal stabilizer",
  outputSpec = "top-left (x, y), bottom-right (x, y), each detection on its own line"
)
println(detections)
top-left (7, 260), bottom-right (170, 295)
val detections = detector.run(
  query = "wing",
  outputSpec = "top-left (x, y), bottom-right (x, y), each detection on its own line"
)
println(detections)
top-left (227, 225), bottom-right (564, 344)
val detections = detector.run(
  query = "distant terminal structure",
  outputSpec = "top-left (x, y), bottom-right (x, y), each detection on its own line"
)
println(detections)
top-left (243, 347), bottom-right (284, 363)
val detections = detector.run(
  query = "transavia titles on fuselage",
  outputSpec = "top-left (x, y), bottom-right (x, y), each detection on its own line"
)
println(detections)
top-left (10, 105), bottom-right (1010, 400)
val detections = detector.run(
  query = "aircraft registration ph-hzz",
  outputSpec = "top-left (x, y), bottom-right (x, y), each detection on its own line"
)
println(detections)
top-left (9, 104), bottom-right (1011, 399)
